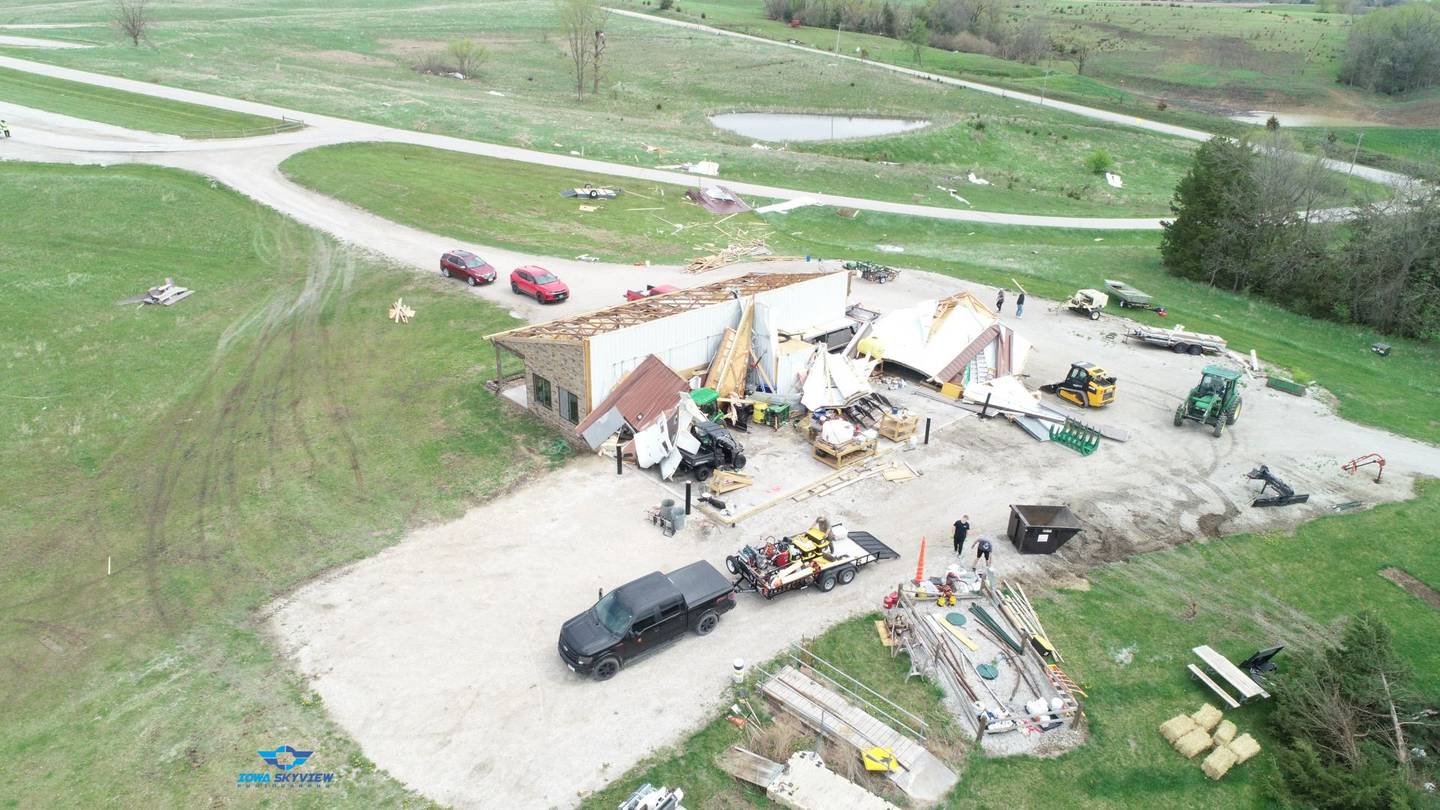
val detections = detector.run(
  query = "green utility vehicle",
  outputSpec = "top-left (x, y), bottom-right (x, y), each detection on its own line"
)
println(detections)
top-left (1174, 366), bottom-right (1242, 437)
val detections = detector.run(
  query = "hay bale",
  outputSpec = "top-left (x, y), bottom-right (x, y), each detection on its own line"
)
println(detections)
top-left (1212, 719), bottom-right (1237, 745)
top-left (1160, 714), bottom-right (1198, 743)
top-left (1174, 728), bottom-right (1213, 759)
top-left (1191, 703), bottom-right (1223, 732)
top-left (1228, 733), bottom-right (1261, 764)
top-left (1201, 745), bottom-right (1239, 780)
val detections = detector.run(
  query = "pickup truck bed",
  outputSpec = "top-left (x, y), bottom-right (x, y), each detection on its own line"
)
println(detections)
top-left (668, 559), bottom-right (736, 606)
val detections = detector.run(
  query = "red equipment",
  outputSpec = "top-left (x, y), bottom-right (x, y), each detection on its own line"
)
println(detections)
top-left (1342, 453), bottom-right (1385, 483)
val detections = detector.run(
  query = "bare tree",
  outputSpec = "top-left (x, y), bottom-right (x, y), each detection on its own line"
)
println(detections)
top-left (446, 39), bottom-right (488, 79)
top-left (114, 0), bottom-right (153, 47)
top-left (556, 0), bottom-right (603, 100)
top-left (590, 16), bottom-right (610, 97)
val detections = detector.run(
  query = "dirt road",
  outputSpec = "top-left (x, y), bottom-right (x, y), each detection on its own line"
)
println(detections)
top-left (270, 268), bottom-right (1440, 809)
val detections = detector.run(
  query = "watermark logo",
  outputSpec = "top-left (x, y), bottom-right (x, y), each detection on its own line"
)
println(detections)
top-left (258, 745), bottom-right (312, 771)
top-left (237, 743), bottom-right (336, 787)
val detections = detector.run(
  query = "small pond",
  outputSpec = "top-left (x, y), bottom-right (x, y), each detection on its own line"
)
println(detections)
top-left (709, 112), bottom-right (930, 143)
top-left (1228, 110), bottom-right (1373, 129)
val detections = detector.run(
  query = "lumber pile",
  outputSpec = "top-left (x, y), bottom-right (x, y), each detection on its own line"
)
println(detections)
top-left (686, 237), bottom-right (799, 273)
top-left (998, 581), bottom-right (1062, 662)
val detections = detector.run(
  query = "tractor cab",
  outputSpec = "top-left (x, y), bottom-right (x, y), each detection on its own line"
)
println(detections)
top-left (1175, 365), bottom-right (1243, 437)
top-left (1041, 361), bottom-right (1116, 408)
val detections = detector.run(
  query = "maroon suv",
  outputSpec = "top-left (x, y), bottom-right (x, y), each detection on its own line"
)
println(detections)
top-left (440, 249), bottom-right (497, 286)
top-left (510, 265), bottom-right (569, 304)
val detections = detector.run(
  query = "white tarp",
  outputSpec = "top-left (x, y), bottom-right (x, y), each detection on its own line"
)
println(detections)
top-left (962, 375), bottom-right (1041, 413)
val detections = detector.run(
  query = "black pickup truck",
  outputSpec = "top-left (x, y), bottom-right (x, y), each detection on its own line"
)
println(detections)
top-left (559, 561), bottom-right (736, 681)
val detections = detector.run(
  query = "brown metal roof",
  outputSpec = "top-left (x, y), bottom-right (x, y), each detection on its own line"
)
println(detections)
top-left (487, 272), bottom-right (829, 345)
top-left (575, 354), bottom-right (688, 437)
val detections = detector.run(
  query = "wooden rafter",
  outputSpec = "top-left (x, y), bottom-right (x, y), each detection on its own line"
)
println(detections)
top-left (485, 272), bottom-right (828, 345)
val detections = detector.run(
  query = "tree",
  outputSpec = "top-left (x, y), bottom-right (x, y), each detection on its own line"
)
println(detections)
top-left (113, 0), bottom-right (153, 47)
top-left (1328, 185), bottom-right (1440, 340)
top-left (1339, 4), bottom-right (1440, 95)
top-left (1084, 149), bottom-right (1113, 175)
top-left (1268, 612), bottom-right (1430, 808)
top-left (905, 18), bottom-right (930, 65)
top-left (1161, 137), bottom-right (1262, 287)
top-left (555, 0), bottom-right (604, 100)
top-left (1051, 35), bottom-right (1111, 76)
top-left (445, 39), bottom-right (488, 79)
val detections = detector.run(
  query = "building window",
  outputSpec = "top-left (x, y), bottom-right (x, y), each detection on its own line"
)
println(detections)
top-left (559, 388), bottom-right (580, 424)
top-left (532, 373), bottom-right (552, 409)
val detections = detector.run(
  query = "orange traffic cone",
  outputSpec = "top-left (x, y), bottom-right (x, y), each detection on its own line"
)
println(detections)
top-left (913, 537), bottom-right (926, 585)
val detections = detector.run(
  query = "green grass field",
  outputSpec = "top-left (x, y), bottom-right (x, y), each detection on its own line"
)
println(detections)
top-left (0, 65), bottom-right (288, 137)
top-left (584, 480), bottom-right (1440, 809)
top-left (1291, 126), bottom-right (1440, 178)
top-left (0, 162), bottom-right (562, 807)
top-left (640, 0), bottom-right (1440, 159)
top-left (280, 142), bottom-right (779, 264)
top-left (0, 0), bottom-right (1213, 215)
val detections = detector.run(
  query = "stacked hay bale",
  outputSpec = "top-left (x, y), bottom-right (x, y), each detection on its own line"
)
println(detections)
top-left (1157, 704), bottom-right (1263, 780)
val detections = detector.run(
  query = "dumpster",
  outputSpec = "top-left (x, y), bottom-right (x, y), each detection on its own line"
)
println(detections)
top-left (1006, 504), bottom-right (1083, 554)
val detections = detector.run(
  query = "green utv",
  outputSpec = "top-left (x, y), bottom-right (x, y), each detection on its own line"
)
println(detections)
top-left (1174, 365), bottom-right (1242, 437)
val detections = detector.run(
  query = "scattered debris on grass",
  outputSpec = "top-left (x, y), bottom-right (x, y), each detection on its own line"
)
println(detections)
top-left (388, 298), bottom-right (415, 323)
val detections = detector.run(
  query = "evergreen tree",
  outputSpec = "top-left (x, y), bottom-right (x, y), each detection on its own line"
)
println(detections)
top-left (1159, 137), bottom-right (1260, 287)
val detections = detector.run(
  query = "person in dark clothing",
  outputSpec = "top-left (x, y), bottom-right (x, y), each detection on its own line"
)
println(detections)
top-left (973, 537), bottom-right (993, 571)
top-left (952, 515), bottom-right (970, 555)
top-left (995, 289), bottom-right (1005, 313)
top-left (1016, 291), bottom-right (1026, 317)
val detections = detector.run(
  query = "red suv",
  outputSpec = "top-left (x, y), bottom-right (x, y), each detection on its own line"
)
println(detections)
top-left (510, 266), bottom-right (569, 304)
top-left (440, 249), bottom-right (497, 286)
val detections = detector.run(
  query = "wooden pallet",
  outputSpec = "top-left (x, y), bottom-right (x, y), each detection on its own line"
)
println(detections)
top-left (812, 437), bottom-right (877, 469)
top-left (877, 413), bottom-right (919, 442)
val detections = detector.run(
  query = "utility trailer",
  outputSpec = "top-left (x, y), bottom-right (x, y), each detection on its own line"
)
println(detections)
top-left (1124, 324), bottom-right (1227, 356)
top-left (726, 526), bottom-right (898, 599)
top-left (1104, 279), bottom-right (1158, 309)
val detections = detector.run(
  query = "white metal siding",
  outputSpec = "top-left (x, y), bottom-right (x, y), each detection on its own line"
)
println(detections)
top-left (751, 272), bottom-right (849, 332)
top-left (588, 300), bottom-right (741, 400)
top-left (585, 272), bottom-right (849, 404)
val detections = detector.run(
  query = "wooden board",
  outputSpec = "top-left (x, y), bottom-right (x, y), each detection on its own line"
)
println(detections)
top-left (1193, 645), bottom-right (1269, 701)
top-left (709, 470), bottom-right (754, 494)
top-left (929, 614), bottom-right (978, 651)
top-left (876, 620), bottom-right (894, 647)
top-left (1187, 664), bottom-right (1241, 710)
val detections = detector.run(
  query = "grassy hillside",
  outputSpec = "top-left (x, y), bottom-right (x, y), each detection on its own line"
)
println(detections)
top-left (583, 480), bottom-right (1440, 809)
top-left (0, 65), bottom-right (287, 137)
top-left (0, 0), bottom-right (1205, 215)
top-left (0, 162), bottom-right (562, 807)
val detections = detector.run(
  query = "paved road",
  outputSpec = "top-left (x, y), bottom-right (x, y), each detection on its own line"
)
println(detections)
top-left (0, 53), bottom-right (1165, 230)
top-left (609, 7), bottom-right (1416, 190)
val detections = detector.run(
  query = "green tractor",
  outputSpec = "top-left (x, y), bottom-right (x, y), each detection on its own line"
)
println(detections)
top-left (1174, 365), bottom-right (1242, 437)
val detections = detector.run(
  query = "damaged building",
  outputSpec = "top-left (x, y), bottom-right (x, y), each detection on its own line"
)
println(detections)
top-left (485, 272), bottom-right (851, 434)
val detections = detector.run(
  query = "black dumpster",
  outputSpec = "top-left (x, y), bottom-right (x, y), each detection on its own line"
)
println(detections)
top-left (1006, 505), bottom-right (1083, 554)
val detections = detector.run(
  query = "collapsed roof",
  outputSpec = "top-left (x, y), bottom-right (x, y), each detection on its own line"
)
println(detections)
top-left (866, 291), bottom-right (1031, 384)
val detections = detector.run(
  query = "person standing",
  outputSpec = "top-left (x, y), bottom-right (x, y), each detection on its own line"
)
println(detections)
top-left (973, 537), bottom-right (993, 572)
top-left (0, 120), bottom-right (9, 139)
top-left (995, 289), bottom-right (1005, 314)
top-left (952, 515), bottom-right (970, 556)
top-left (1016, 290), bottom-right (1026, 318)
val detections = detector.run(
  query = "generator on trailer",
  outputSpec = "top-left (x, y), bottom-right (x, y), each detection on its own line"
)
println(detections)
top-left (726, 518), bottom-right (899, 599)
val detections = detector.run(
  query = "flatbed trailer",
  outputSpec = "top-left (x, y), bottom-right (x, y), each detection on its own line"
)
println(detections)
top-left (726, 531), bottom-right (899, 599)
top-left (1104, 279), bottom-right (1157, 310)
top-left (1124, 324), bottom-right (1227, 356)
